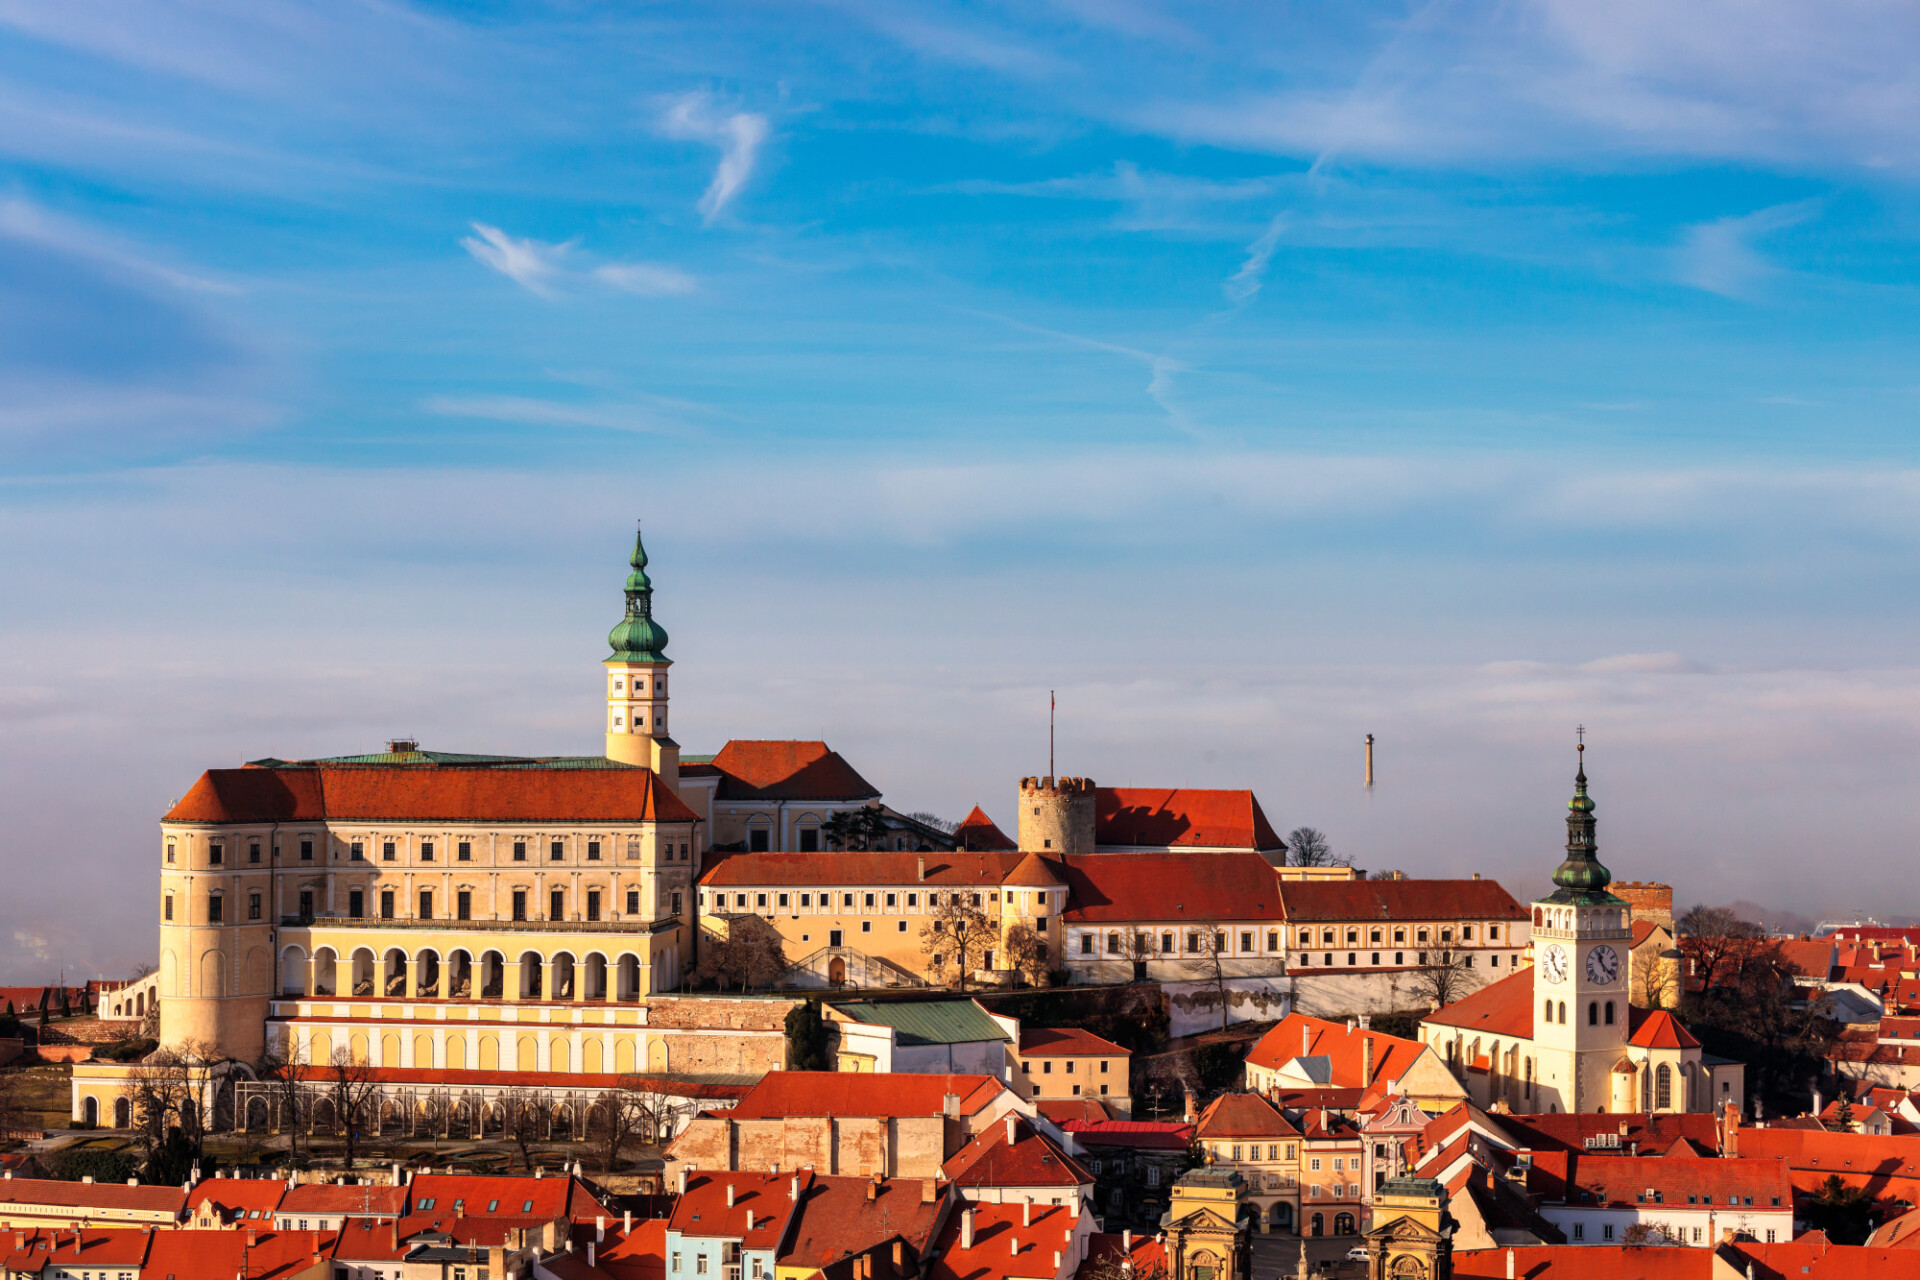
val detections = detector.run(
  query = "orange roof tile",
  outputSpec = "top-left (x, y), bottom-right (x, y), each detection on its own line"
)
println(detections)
top-left (699, 851), bottom-right (1027, 889)
top-left (953, 807), bottom-right (1016, 852)
top-left (164, 765), bottom-right (697, 825)
top-left (942, 1116), bottom-right (1092, 1190)
top-left (707, 741), bottom-right (878, 802)
top-left (1095, 788), bottom-right (1283, 851)
top-left (1419, 965), bottom-right (1536, 1038)
top-left (1078, 1233), bottom-right (1165, 1280)
top-left (1017, 1027), bottom-right (1128, 1058)
top-left (1453, 1246), bottom-right (1712, 1278)
top-left (925, 1202), bottom-right (1079, 1280)
top-left (1245, 1013), bottom-right (1433, 1087)
top-left (778, 1176), bottom-right (943, 1270)
top-left (1194, 1093), bottom-right (1297, 1140)
top-left (1535, 1154), bottom-right (1790, 1209)
top-left (186, 1179), bottom-right (288, 1221)
top-left (669, 1172), bottom-right (807, 1251)
top-left (0, 1178), bottom-right (186, 1216)
top-left (1725, 1240), bottom-right (1920, 1279)
top-left (1277, 879), bottom-right (1527, 923)
top-left (277, 1183), bottom-right (408, 1217)
top-left (142, 1228), bottom-right (332, 1280)
top-left (1003, 853), bottom-right (1065, 887)
top-left (1626, 1009), bottom-right (1701, 1050)
top-left (1493, 1111), bottom-right (1720, 1156)
top-left (1, 1228), bottom-right (153, 1273)
top-left (724, 1072), bottom-right (1005, 1121)
top-left (1054, 851), bottom-right (1282, 923)
top-left (405, 1173), bottom-right (593, 1226)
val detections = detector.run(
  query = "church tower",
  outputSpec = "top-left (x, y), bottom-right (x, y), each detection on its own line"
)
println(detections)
top-left (604, 525), bottom-right (679, 792)
top-left (1530, 739), bottom-right (1630, 1113)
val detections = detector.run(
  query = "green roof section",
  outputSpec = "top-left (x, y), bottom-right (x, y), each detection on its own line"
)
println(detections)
top-left (829, 998), bottom-right (1010, 1047)
top-left (607, 524), bottom-right (670, 663)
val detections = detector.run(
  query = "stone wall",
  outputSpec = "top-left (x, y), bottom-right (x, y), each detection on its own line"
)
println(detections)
top-left (668, 1114), bottom-right (948, 1177)
top-left (1161, 978), bottom-right (1292, 1037)
top-left (646, 995), bottom-right (798, 1031)
top-left (1613, 881), bottom-right (1674, 929)
top-left (1289, 971), bottom-right (1434, 1019)
top-left (658, 1031), bottom-right (786, 1075)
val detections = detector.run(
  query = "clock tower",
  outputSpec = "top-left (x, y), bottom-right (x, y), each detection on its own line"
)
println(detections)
top-left (604, 524), bottom-right (679, 793)
top-left (1530, 740), bottom-right (1630, 1113)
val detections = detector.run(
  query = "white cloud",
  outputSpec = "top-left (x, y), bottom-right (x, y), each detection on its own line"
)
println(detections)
top-left (1673, 199), bottom-right (1823, 299)
top-left (460, 222), bottom-right (574, 297)
top-left (421, 395), bottom-right (677, 434)
top-left (593, 262), bottom-right (698, 296)
top-left (0, 197), bottom-right (238, 294)
top-left (1223, 212), bottom-right (1287, 303)
top-left (659, 92), bottom-right (770, 223)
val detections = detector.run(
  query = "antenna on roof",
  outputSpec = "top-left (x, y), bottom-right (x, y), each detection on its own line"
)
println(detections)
top-left (1365, 735), bottom-right (1375, 792)
top-left (1049, 691), bottom-right (1055, 780)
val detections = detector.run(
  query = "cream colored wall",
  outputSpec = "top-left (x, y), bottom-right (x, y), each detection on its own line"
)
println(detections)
top-left (604, 660), bottom-right (671, 767)
top-left (1010, 1049), bottom-right (1130, 1109)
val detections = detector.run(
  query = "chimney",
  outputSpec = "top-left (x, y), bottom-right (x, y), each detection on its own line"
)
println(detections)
top-left (918, 857), bottom-right (926, 883)
top-left (1006, 1114), bottom-right (1018, 1146)
top-left (867, 1181), bottom-right (878, 1203)
top-left (1505, 1250), bottom-right (1514, 1280)
top-left (1022, 1200), bottom-right (1031, 1226)
top-left (1302, 1025), bottom-right (1310, 1057)
top-left (392, 1163), bottom-right (401, 1184)
top-left (791, 1177), bottom-right (800, 1202)
top-left (921, 1179), bottom-right (936, 1205)
top-left (588, 1242), bottom-right (598, 1268)
top-left (1123, 1232), bottom-right (1131, 1253)
top-left (1723, 1101), bottom-right (1742, 1159)
top-left (248, 1229), bottom-right (258, 1247)
top-left (624, 1212), bottom-right (632, 1234)
top-left (961, 1209), bottom-right (975, 1250)
top-left (726, 1185), bottom-right (735, 1208)
top-left (943, 1094), bottom-right (961, 1121)
top-left (1183, 1089), bottom-right (1196, 1124)
top-left (1054, 1254), bottom-right (1062, 1270)
top-left (1358, 1014), bottom-right (1370, 1031)
top-left (892, 1241), bottom-right (904, 1271)
top-left (596, 1217), bottom-right (605, 1243)
top-left (1010, 1237), bottom-right (1019, 1256)
top-left (1813, 1089), bottom-right (1823, 1116)
top-left (534, 1168), bottom-right (544, 1180)
top-left (1393, 870), bottom-right (1404, 880)
top-left (1472, 873), bottom-right (1481, 881)
top-left (678, 1166), bottom-right (690, 1196)
top-left (1363, 1038), bottom-right (1375, 1085)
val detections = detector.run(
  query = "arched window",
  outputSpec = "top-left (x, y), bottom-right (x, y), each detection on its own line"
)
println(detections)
top-left (1655, 1063), bottom-right (1673, 1110)
top-left (1558, 1001), bottom-right (1567, 1024)
top-left (1605, 1001), bottom-right (1615, 1025)
top-left (1588, 1002), bottom-right (1598, 1026)
top-left (1543, 997), bottom-right (1552, 1023)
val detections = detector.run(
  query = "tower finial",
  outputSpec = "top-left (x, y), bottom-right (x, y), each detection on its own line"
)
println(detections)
top-left (608, 523), bottom-right (667, 661)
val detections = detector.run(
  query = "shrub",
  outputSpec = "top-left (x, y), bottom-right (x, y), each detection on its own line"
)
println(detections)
top-left (46, 1146), bottom-right (139, 1184)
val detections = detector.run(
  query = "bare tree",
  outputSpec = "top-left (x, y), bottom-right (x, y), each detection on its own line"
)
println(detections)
top-left (1004, 923), bottom-right (1052, 988)
top-left (417, 1088), bottom-right (452, 1143)
top-left (919, 891), bottom-right (997, 991)
top-left (255, 1041), bottom-right (311, 1158)
top-left (1285, 827), bottom-right (1349, 868)
top-left (499, 1087), bottom-right (548, 1172)
top-left (1677, 905), bottom-right (1765, 989)
top-left (1407, 948), bottom-right (1480, 1010)
top-left (906, 811), bottom-right (958, 835)
top-left (127, 1038), bottom-right (221, 1173)
top-left (1184, 926), bottom-right (1236, 1032)
top-left (1632, 945), bottom-right (1677, 1010)
top-left (324, 1048), bottom-right (384, 1171)
top-left (696, 915), bottom-right (789, 991)
top-left (1080, 1249), bottom-right (1171, 1280)
top-left (587, 1084), bottom-right (661, 1174)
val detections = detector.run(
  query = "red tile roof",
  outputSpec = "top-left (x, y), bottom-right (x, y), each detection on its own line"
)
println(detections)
top-left (1246, 1013), bottom-right (1433, 1087)
top-left (187, 1179), bottom-right (288, 1221)
top-left (706, 741), bottom-right (878, 802)
top-left (942, 1116), bottom-right (1092, 1190)
top-left (725, 1072), bottom-right (1005, 1121)
top-left (1725, 1240), bottom-right (1920, 1279)
top-left (325, 1217), bottom-right (413, 1262)
top-left (1058, 1119), bottom-right (1194, 1151)
top-left (1194, 1093), bottom-right (1297, 1139)
top-left (779, 1176), bottom-right (944, 1270)
top-left (1419, 965), bottom-right (1536, 1038)
top-left (142, 1228), bottom-right (333, 1280)
top-left (1018, 1027), bottom-right (1128, 1058)
top-left (590, 1219), bottom-right (668, 1280)
top-left (1453, 1246), bottom-right (1712, 1279)
top-left (1004, 853), bottom-right (1065, 888)
top-left (1870, 1208), bottom-right (1920, 1249)
top-left (925, 1202), bottom-right (1079, 1280)
top-left (1530, 1154), bottom-right (1790, 1209)
top-left (1737, 1128), bottom-right (1920, 1206)
top-left (669, 1172), bottom-right (806, 1250)
top-left (1054, 851), bottom-right (1282, 923)
top-left (1078, 1233), bottom-right (1165, 1280)
top-left (164, 765), bottom-right (697, 825)
top-left (0, 1178), bottom-right (187, 1216)
top-left (1277, 879), bottom-right (1527, 923)
top-left (1626, 1009), bottom-right (1701, 1050)
top-left (1036, 1099), bottom-right (1111, 1125)
top-left (0, 1228), bottom-right (153, 1274)
top-left (1493, 1111), bottom-right (1721, 1156)
top-left (277, 1183), bottom-right (409, 1217)
top-left (699, 851), bottom-right (1028, 889)
top-left (953, 807), bottom-right (1016, 852)
top-left (1095, 788), bottom-right (1283, 851)
top-left (405, 1173), bottom-right (594, 1226)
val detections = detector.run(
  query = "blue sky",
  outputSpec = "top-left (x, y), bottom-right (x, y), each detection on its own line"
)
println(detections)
top-left (6, 1), bottom-right (1920, 972)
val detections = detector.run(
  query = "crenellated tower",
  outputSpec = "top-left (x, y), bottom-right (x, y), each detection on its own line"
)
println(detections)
top-left (604, 525), bottom-right (679, 793)
top-left (1018, 775), bottom-right (1097, 853)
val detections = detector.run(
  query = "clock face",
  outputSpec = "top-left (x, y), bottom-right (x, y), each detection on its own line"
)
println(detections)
top-left (1587, 945), bottom-right (1620, 985)
top-left (1541, 945), bottom-right (1569, 984)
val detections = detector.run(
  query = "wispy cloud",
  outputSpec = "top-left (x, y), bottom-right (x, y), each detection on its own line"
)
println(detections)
top-left (0, 198), bottom-right (238, 294)
top-left (971, 310), bottom-right (1199, 438)
top-left (1223, 212), bottom-right (1288, 303)
top-left (1673, 199), bottom-right (1822, 299)
top-left (421, 395), bottom-right (679, 434)
top-left (460, 223), bottom-right (696, 299)
top-left (659, 92), bottom-right (770, 223)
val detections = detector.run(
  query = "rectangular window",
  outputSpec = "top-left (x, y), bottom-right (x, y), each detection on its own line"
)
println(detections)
top-left (383, 841), bottom-right (396, 862)
top-left (798, 828), bottom-right (819, 852)
top-left (1602, 1226), bottom-right (1614, 1241)
top-left (350, 841), bottom-right (364, 861)
top-left (626, 890), bottom-right (640, 915)
top-left (861, 920), bottom-right (872, 933)
top-left (830, 929), bottom-right (843, 947)
top-left (550, 840), bottom-right (564, 861)
top-left (778, 893), bottom-right (790, 908)
top-left (550, 888), bottom-right (565, 920)
top-left (886, 892), bottom-right (897, 907)
top-left (800, 893), bottom-right (812, 907)
top-left (249, 842), bottom-right (261, 864)
top-left (248, 892), bottom-right (262, 920)
top-left (1310, 1158), bottom-right (1321, 1171)
top-left (671, 891), bottom-right (683, 915)
top-left (381, 890), bottom-right (394, 920)
top-left (458, 841), bottom-right (471, 861)
top-left (348, 889), bottom-right (363, 919)
top-left (907, 893), bottom-right (918, 907)
top-left (210, 842), bottom-right (224, 865)
top-left (1081, 935), bottom-right (1094, 954)
top-left (587, 840), bottom-right (601, 861)
top-left (1572, 1225), bottom-right (1583, 1241)
top-left (300, 890), bottom-right (315, 921)
top-left (513, 840), bottom-right (527, 862)
top-left (749, 827), bottom-right (770, 852)
top-left (757, 892), bottom-right (768, 908)
top-left (164, 896), bottom-right (174, 921)
top-left (457, 890), bottom-right (471, 921)
top-left (513, 890), bottom-right (527, 921)
top-left (166, 842), bottom-right (175, 863)
top-left (1241, 931), bottom-right (1253, 951)
top-left (627, 835), bottom-right (641, 861)
top-left (587, 890), bottom-right (601, 922)
top-left (846, 893), bottom-right (857, 908)
top-left (419, 890), bottom-right (433, 920)
top-left (421, 841), bottom-right (435, 862)
top-left (208, 895), bottom-right (223, 923)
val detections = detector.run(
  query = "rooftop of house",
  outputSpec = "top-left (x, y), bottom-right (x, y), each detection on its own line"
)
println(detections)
top-left (942, 1115), bottom-right (1093, 1189)
top-left (1418, 965), bottom-right (1537, 1038)
top-left (777, 1176), bottom-right (944, 1270)
top-left (1246, 1013), bottom-right (1433, 1087)
top-left (186, 1178), bottom-right (288, 1220)
top-left (0, 1228), bottom-right (154, 1272)
top-left (1093, 788), bottom-right (1284, 852)
top-left (723, 1072), bottom-right (1006, 1121)
top-left (1524, 1153), bottom-right (1791, 1208)
top-left (1017, 1027), bottom-right (1129, 1058)
top-left (699, 850), bottom-right (1030, 889)
top-left (1452, 1245), bottom-right (1711, 1278)
top-left (143, 1228), bottom-right (336, 1280)
top-left (1194, 1092), bottom-right (1299, 1140)
top-left (164, 760), bottom-right (697, 825)
top-left (1052, 851), bottom-right (1283, 923)
top-left (406, 1173), bottom-right (601, 1226)
top-left (1075, 1232), bottom-right (1165, 1280)
top-left (682, 741), bottom-right (879, 803)
top-left (924, 1202), bottom-right (1079, 1280)
top-left (1492, 1111), bottom-right (1721, 1156)
top-left (0, 1178), bottom-right (188, 1214)
top-left (1627, 1009), bottom-right (1702, 1050)
top-left (829, 999), bottom-right (1010, 1047)
top-left (1276, 878), bottom-right (1528, 923)
top-left (952, 807), bottom-right (1015, 852)
top-left (668, 1172), bottom-right (807, 1251)
top-left (278, 1183), bottom-right (410, 1216)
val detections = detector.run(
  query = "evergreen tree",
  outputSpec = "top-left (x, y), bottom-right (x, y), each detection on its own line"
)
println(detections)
top-left (784, 1000), bottom-right (831, 1071)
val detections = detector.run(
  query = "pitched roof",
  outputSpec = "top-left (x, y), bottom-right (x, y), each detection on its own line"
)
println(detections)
top-left (1035, 1099), bottom-right (1110, 1125)
top-left (953, 807), bottom-right (1016, 852)
top-left (1078, 1233), bottom-right (1165, 1280)
top-left (0, 1178), bottom-right (187, 1215)
top-left (778, 1176), bottom-right (943, 1270)
top-left (830, 1000), bottom-right (1010, 1047)
top-left (724, 1072), bottom-right (1005, 1121)
top-left (141, 1229), bottom-right (333, 1280)
top-left (925, 1201), bottom-right (1079, 1280)
top-left (1003, 853), bottom-right (1065, 887)
top-left (1627, 1009), bottom-right (1701, 1050)
top-left (278, 1183), bottom-right (409, 1216)
top-left (942, 1116), bottom-right (1092, 1189)
top-left (669, 1172), bottom-right (806, 1250)
top-left (1245, 1013), bottom-right (1433, 1087)
top-left (1056, 1119), bottom-right (1193, 1151)
top-left (186, 1178), bottom-right (288, 1219)
top-left (1054, 851), bottom-right (1283, 923)
top-left (405, 1173), bottom-right (592, 1226)
top-left (1419, 965), bottom-right (1536, 1038)
top-left (1492, 1111), bottom-right (1721, 1156)
top-left (1277, 879), bottom-right (1528, 923)
top-left (0, 1228), bottom-right (153, 1274)
top-left (699, 851), bottom-right (1027, 889)
top-left (1452, 1246), bottom-right (1712, 1279)
top-left (1530, 1154), bottom-right (1790, 1208)
top-left (164, 763), bottom-right (697, 825)
top-left (1736, 1128), bottom-right (1920, 1205)
top-left (1724, 1241), bottom-right (1920, 1279)
top-left (705, 741), bottom-right (878, 802)
top-left (1017, 1027), bottom-right (1128, 1058)
top-left (1195, 1093), bottom-right (1297, 1140)
top-left (1094, 788), bottom-right (1283, 851)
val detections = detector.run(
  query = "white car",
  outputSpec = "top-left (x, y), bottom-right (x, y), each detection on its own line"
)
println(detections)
top-left (1344, 1246), bottom-right (1372, 1262)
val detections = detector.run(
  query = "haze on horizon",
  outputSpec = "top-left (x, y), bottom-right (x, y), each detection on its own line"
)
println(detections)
top-left (5, 1), bottom-right (1920, 976)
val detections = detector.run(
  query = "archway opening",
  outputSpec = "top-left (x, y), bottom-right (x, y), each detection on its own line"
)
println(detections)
top-left (519, 951), bottom-right (545, 1000)
top-left (415, 951), bottom-right (441, 999)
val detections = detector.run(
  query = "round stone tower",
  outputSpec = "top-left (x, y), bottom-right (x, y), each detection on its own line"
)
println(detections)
top-left (1018, 776), bottom-right (1097, 854)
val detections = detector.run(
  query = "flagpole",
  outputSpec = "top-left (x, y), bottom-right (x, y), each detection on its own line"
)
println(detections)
top-left (1049, 690), bottom-right (1055, 780)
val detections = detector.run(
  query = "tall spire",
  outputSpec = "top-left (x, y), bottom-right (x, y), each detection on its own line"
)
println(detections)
top-left (1543, 733), bottom-right (1623, 906)
top-left (607, 523), bottom-right (669, 662)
